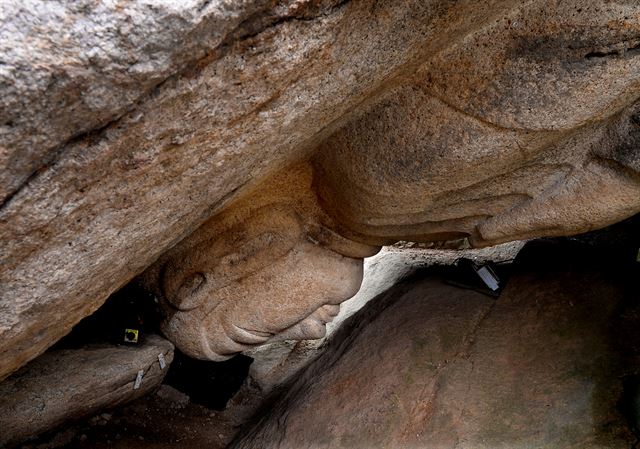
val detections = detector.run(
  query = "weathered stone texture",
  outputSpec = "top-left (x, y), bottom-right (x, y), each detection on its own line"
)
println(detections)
top-left (233, 242), bottom-right (640, 448)
top-left (1, 0), bottom-right (456, 380)
top-left (0, 335), bottom-right (174, 448)
top-left (1, 0), bottom-right (639, 383)
top-left (0, 0), bottom-right (357, 204)
top-left (245, 242), bottom-right (524, 393)
top-left (139, 163), bottom-right (378, 362)
top-left (315, 1), bottom-right (640, 245)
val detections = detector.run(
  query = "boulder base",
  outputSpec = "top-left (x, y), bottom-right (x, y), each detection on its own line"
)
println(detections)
top-left (0, 335), bottom-right (174, 448)
top-left (234, 241), bottom-right (640, 449)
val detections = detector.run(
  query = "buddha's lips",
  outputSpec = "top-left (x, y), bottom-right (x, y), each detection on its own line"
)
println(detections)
top-left (231, 324), bottom-right (274, 343)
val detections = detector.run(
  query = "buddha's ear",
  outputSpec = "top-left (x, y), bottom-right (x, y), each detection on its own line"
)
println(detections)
top-left (158, 253), bottom-right (209, 311)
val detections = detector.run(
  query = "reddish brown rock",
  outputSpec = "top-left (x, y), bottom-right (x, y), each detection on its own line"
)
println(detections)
top-left (233, 241), bottom-right (640, 449)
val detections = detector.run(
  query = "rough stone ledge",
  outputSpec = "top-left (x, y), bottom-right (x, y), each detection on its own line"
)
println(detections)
top-left (0, 334), bottom-right (174, 449)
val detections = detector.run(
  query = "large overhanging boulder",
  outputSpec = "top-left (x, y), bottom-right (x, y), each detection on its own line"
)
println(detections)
top-left (1, 0), bottom-right (443, 380)
top-left (1, 0), bottom-right (640, 381)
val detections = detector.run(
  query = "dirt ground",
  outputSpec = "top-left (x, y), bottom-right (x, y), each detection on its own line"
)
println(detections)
top-left (18, 381), bottom-right (265, 449)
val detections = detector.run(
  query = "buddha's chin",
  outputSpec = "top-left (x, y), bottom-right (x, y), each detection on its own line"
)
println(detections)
top-left (202, 324), bottom-right (272, 361)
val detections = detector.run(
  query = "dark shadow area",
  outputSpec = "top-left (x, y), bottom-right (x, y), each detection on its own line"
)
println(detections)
top-left (514, 213), bottom-right (640, 273)
top-left (53, 282), bottom-right (161, 350)
top-left (52, 280), bottom-right (253, 412)
top-left (164, 351), bottom-right (253, 411)
top-left (620, 374), bottom-right (640, 447)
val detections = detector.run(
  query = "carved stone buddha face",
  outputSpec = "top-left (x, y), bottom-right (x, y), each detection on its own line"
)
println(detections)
top-left (141, 165), bottom-right (379, 361)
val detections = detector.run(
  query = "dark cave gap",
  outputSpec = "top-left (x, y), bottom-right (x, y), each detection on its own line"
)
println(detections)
top-left (54, 281), bottom-right (253, 412)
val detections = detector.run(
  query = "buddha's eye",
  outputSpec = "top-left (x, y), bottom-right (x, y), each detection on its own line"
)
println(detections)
top-left (171, 272), bottom-right (206, 310)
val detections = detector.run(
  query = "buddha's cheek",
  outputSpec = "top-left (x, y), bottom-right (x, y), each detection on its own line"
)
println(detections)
top-left (199, 241), bottom-right (363, 352)
top-left (159, 309), bottom-right (228, 361)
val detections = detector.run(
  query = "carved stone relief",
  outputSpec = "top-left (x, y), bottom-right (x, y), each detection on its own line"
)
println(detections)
top-left (140, 164), bottom-right (379, 360)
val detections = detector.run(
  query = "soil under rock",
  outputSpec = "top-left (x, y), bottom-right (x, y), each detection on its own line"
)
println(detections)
top-left (18, 382), bottom-right (262, 449)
